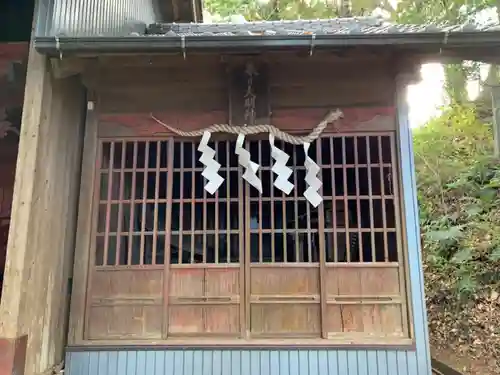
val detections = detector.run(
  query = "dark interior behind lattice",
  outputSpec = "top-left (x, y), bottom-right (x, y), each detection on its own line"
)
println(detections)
top-left (95, 135), bottom-right (398, 266)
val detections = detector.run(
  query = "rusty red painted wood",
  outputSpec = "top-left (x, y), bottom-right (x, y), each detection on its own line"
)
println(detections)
top-left (0, 336), bottom-right (27, 375)
top-left (0, 43), bottom-right (28, 60)
top-left (98, 106), bottom-right (396, 137)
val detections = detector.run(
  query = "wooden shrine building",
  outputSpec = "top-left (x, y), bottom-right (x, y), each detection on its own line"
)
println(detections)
top-left (2, 1), bottom-right (500, 375)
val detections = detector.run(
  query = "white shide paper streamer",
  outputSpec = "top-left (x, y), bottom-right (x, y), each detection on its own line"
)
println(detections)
top-left (303, 142), bottom-right (323, 208)
top-left (269, 133), bottom-right (293, 195)
top-left (235, 133), bottom-right (263, 193)
top-left (197, 131), bottom-right (224, 195)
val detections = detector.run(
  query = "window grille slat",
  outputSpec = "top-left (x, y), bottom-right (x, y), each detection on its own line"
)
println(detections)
top-left (126, 141), bottom-right (138, 265)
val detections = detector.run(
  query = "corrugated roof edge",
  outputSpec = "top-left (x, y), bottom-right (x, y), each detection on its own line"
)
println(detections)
top-left (34, 31), bottom-right (500, 57)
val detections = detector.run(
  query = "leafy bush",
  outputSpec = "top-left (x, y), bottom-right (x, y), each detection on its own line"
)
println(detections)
top-left (414, 104), bottom-right (500, 302)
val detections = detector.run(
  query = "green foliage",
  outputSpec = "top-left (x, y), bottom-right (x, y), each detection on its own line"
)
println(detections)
top-left (393, 0), bottom-right (496, 24)
top-left (203, 0), bottom-right (341, 21)
top-left (415, 104), bottom-right (500, 302)
top-left (393, 1), bottom-right (498, 104)
top-left (203, 0), bottom-right (384, 22)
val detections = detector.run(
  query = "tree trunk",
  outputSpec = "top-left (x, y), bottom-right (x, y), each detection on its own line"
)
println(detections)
top-left (444, 64), bottom-right (468, 104)
top-left (341, 0), bottom-right (351, 16)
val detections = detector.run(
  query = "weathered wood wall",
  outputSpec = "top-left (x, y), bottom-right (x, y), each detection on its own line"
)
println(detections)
top-left (87, 53), bottom-right (396, 137)
top-left (0, 43), bottom-right (86, 375)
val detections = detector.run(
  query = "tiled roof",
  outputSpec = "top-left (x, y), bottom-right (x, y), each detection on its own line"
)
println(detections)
top-left (147, 17), bottom-right (500, 37)
top-left (34, 15), bottom-right (500, 56)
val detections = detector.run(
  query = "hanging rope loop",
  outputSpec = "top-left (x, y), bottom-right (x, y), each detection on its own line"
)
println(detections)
top-left (150, 109), bottom-right (343, 145)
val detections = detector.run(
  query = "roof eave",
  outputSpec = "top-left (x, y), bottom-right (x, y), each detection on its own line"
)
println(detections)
top-left (34, 32), bottom-right (500, 60)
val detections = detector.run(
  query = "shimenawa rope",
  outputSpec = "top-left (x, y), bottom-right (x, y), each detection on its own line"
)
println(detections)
top-left (150, 109), bottom-right (343, 145)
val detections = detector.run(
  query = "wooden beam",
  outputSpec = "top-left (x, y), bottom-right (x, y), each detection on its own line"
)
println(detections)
top-left (67, 99), bottom-right (98, 345)
top-left (0, 31), bottom-right (48, 342)
top-left (50, 57), bottom-right (86, 79)
top-left (0, 32), bottom-right (86, 375)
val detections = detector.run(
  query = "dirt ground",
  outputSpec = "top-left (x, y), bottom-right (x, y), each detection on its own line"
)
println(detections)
top-left (427, 288), bottom-right (500, 374)
top-left (431, 345), bottom-right (495, 374)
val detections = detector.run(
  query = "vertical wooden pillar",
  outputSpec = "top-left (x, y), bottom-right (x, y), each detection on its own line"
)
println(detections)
top-left (491, 85), bottom-right (500, 157)
top-left (0, 38), bottom-right (47, 375)
top-left (0, 38), bottom-right (86, 375)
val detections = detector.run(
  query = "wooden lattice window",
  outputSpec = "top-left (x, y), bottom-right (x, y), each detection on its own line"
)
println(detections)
top-left (84, 133), bottom-right (410, 344)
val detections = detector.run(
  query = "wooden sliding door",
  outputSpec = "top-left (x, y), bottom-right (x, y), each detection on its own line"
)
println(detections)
top-left (82, 133), bottom-right (410, 344)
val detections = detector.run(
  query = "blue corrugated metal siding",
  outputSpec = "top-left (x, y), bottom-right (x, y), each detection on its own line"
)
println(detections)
top-left (41, 0), bottom-right (157, 36)
top-left (66, 349), bottom-right (423, 375)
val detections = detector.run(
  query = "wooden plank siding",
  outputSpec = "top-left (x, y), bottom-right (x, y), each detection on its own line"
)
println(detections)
top-left (68, 53), bottom-right (417, 348)
top-left (88, 55), bottom-right (394, 116)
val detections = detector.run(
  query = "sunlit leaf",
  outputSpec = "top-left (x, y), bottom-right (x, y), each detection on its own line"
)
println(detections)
top-left (489, 248), bottom-right (500, 262)
top-left (425, 226), bottom-right (464, 242)
top-left (451, 248), bottom-right (474, 264)
top-left (465, 205), bottom-right (483, 216)
top-left (456, 273), bottom-right (478, 296)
